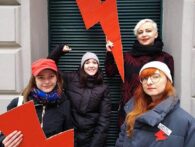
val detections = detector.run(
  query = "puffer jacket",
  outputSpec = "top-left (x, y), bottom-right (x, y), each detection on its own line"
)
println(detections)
top-left (115, 96), bottom-right (195, 147)
top-left (64, 71), bottom-right (111, 147)
top-left (48, 44), bottom-right (111, 147)
top-left (7, 94), bottom-right (73, 138)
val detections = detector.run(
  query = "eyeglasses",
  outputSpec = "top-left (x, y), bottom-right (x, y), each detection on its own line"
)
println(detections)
top-left (140, 73), bottom-right (161, 84)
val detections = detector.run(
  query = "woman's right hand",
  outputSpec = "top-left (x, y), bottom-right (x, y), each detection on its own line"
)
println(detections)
top-left (106, 40), bottom-right (114, 52)
top-left (62, 45), bottom-right (72, 52)
top-left (2, 131), bottom-right (23, 147)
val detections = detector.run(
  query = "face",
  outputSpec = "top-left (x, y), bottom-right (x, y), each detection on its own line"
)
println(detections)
top-left (84, 58), bottom-right (98, 76)
top-left (136, 22), bottom-right (158, 46)
top-left (141, 70), bottom-right (167, 101)
top-left (35, 69), bottom-right (57, 93)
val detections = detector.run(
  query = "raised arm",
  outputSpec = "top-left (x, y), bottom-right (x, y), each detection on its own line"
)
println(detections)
top-left (105, 40), bottom-right (120, 76)
top-left (47, 44), bottom-right (71, 63)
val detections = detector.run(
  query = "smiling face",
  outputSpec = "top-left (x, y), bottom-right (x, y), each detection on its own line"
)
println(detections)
top-left (141, 70), bottom-right (167, 101)
top-left (35, 69), bottom-right (57, 93)
top-left (136, 22), bottom-right (158, 46)
top-left (83, 58), bottom-right (98, 76)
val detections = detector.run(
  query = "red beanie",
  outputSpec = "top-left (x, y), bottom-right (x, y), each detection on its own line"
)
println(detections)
top-left (32, 59), bottom-right (58, 76)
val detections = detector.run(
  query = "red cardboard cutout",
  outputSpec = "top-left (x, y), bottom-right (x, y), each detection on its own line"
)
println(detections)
top-left (0, 101), bottom-right (74, 147)
top-left (76, 0), bottom-right (124, 81)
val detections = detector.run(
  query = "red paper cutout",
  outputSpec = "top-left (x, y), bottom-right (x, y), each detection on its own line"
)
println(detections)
top-left (155, 130), bottom-right (167, 141)
top-left (76, 0), bottom-right (124, 81)
top-left (0, 101), bottom-right (74, 147)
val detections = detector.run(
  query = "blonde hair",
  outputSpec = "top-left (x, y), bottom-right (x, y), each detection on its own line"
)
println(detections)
top-left (125, 68), bottom-right (175, 137)
top-left (134, 19), bottom-right (158, 36)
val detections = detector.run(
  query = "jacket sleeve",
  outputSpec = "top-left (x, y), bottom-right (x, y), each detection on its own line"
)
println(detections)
top-left (47, 44), bottom-right (65, 63)
top-left (7, 98), bottom-right (18, 111)
top-left (63, 99), bottom-right (73, 130)
top-left (90, 86), bottom-right (111, 147)
top-left (0, 132), bottom-right (5, 147)
top-left (47, 44), bottom-right (71, 82)
top-left (184, 118), bottom-right (195, 147)
top-left (115, 123), bottom-right (126, 147)
top-left (105, 51), bottom-right (119, 77)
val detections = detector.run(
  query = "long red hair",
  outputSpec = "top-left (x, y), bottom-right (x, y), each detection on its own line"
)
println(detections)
top-left (125, 68), bottom-right (175, 136)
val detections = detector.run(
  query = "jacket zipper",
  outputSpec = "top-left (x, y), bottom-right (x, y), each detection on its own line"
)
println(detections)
top-left (41, 106), bottom-right (46, 128)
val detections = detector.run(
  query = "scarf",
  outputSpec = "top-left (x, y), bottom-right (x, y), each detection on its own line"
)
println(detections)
top-left (131, 38), bottom-right (163, 56)
top-left (30, 88), bottom-right (63, 105)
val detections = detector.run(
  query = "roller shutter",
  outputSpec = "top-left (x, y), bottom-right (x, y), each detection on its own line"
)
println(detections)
top-left (48, 0), bottom-right (162, 146)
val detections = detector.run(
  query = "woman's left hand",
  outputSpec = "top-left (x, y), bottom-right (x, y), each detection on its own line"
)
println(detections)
top-left (62, 45), bottom-right (72, 52)
top-left (2, 130), bottom-right (23, 147)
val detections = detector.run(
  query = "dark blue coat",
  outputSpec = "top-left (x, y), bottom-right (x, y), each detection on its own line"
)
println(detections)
top-left (7, 94), bottom-right (73, 138)
top-left (116, 96), bottom-right (195, 147)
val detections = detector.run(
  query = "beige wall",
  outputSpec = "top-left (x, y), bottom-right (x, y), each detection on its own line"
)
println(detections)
top-left (0, 0), bottom-right (48, 113)
top-left (163, 0), bottom-right (195, 116)
top-left (191, 1), bottom-right (195, 115)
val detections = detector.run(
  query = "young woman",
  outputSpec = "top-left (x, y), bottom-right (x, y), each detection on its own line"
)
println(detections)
top-left (116, 61), bottom-right (195, 147)
top-left (48, 45), bottom-right (111, 147)
top-left (2, 58), bottom-right (73, 146)
top-left (105, 19), bottom-right (174, 126)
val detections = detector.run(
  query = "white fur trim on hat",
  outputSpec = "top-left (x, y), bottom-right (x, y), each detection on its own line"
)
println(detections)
top-left (139, 61), bottom-right (173, 83)
top-left (81, 52), bottom-right (99, 67)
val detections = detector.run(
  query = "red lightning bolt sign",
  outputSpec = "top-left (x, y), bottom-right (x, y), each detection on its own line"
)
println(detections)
top-left (0, 101), bottom-right (74, 147)
top-left (76, 0), bottom-right (124, 81)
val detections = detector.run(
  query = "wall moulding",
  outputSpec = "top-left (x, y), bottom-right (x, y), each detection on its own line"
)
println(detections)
top-left (0, 6), bottom-right (21, 46)
top-left (0, 0), bottom-right (20, 5)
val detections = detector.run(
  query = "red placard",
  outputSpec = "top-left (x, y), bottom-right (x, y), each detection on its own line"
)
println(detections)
top-left (0, 101), bottom-right (74, 147)
top-left (76, 0), bottom-right (124, 81)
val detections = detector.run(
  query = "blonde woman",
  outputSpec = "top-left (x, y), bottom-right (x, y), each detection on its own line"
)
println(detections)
top-left (105, 19), bottom-right (174, 126)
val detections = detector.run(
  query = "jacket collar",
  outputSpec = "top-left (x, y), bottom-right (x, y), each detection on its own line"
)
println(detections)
top-left (125, 96), bottom-right (179, 127)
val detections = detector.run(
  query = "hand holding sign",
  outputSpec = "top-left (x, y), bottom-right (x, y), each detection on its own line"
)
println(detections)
top-left (0, 101), bottom-right (74, 147)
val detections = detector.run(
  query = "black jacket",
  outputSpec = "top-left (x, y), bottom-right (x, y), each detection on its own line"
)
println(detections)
top-left (48, 44), bottom-right (111, 147)
top-left (7, 94), bottom-right (73, 138)
top-left (64, 71), bottom-right (111, 147)
top-left (0, 132), bottom-right (5, 147)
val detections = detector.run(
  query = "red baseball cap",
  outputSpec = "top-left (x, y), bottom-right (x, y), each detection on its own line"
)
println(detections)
top-left (32, 58), bottom-right (58, 76)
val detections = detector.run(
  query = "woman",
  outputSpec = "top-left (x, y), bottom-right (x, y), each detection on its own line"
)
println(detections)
top-left (3, 58), bottom-right (72, 146)
top-left (116, 61), bottom-right (195, 147)
top-left (105, 19), bottom-right (174, 126)
top-left (48, 45), bottom-right (111, 147)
